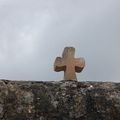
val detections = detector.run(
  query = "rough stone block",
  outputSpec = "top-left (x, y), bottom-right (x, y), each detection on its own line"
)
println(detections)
top-left (0, 80), bottom-right (120, 120)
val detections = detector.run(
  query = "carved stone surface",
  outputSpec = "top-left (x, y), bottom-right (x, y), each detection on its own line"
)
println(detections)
top-left (54, 47), bottom-right (85, 80)
top-left (0, 80), bottom-right (120, 120)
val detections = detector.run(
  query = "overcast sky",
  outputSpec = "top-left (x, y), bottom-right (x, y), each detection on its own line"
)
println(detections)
top-left (0, 0), bottom-right (120, 82)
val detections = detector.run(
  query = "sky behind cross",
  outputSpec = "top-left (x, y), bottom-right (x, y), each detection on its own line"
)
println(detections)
top-left (0, 0), bottom-right (120, 82)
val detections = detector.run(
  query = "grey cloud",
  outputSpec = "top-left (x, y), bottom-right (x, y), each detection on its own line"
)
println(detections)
top-left (0, 0), bottom-right (120, 82)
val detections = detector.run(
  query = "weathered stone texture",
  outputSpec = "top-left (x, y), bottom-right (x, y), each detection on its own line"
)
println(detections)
top-left (0, 80), bottom-right (120, 120)
top-left (54, 47), bottom-right (85, 80)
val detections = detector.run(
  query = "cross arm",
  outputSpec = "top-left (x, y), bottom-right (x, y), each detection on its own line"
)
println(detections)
top-left (54, 57), bottom-right (66, 72)
top-left (75, 58), bottom-right (85, 73)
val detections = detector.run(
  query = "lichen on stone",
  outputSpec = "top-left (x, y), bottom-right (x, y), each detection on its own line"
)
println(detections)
top-left (0, 80), bottom-right (119, 120)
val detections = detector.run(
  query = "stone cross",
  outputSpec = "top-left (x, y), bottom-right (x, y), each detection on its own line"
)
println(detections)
top-left (54, 47), bottom-right (85, 80)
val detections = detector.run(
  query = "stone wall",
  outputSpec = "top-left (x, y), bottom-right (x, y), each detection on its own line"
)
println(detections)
top-left (0, 80), bottom-right (120, 120)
